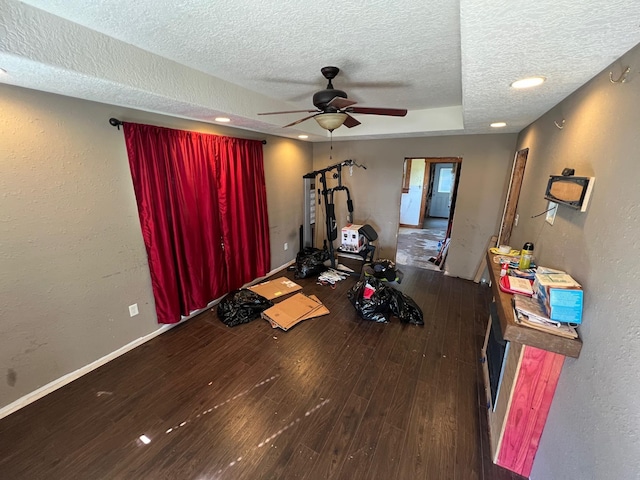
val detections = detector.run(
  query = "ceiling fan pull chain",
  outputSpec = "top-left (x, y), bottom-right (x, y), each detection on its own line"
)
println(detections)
top-left (329, 131), bottom-right (333, 161)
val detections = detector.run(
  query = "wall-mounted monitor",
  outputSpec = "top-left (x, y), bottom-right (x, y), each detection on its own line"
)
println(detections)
top-left (544, 175), bottom-right (594, 212)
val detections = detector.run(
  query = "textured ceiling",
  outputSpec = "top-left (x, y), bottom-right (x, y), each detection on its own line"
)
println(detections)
top-left (2, 0), bottom-right (639, 141)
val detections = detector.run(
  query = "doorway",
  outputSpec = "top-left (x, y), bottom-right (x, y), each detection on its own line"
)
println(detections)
top-left (428, 163), bottom-right (455, 218)
top-left (396, 157), bottom-right (462, 271)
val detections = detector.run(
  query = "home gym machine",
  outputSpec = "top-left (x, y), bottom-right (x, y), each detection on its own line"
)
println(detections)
top-left (301, 159), bottom-right (376, 269)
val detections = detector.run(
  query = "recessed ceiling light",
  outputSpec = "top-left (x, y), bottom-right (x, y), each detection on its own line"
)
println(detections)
top-left (214, 117), bottom-right (231, 123)
top-left (511, 76), bottom-right (546, 89)
top-left (298, 135), bottom-right (309, 139)
top-left (491, 122), bottom-right (507, 128)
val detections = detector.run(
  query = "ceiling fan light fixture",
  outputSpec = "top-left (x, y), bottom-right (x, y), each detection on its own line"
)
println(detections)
top-left (314, 113), bottom-right (348, 131)
top-left (511, 76), bottom-right (546, 89)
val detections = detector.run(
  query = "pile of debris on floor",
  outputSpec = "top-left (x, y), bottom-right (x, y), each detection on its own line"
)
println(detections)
top-left (215, 246), bottom-right (424, 332)
top-left (217, 277), bottom-right (329, 331)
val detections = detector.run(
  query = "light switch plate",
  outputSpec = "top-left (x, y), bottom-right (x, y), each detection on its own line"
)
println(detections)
top-left (546, 201), bottom-right (558, 225)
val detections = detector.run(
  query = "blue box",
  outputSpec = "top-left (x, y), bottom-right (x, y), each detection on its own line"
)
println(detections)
top-left (548, 288), bottom-right (583, 324)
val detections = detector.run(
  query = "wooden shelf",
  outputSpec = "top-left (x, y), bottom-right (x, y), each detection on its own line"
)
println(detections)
top-left (486, 251), bottom-right (582, 359)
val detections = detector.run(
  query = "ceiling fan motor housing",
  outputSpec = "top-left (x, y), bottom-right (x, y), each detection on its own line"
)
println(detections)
top-left (313, 89), bottom-right (348, 111)
top-left (256, 65), bottom-right (406, 128)
top-left (314, 66), bottom-right (348, 111)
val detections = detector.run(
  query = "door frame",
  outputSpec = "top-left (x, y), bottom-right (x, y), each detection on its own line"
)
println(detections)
top-left (497, 148), bottom-right (529, 247)
top-left (419, 157), bottom-right (462, 226)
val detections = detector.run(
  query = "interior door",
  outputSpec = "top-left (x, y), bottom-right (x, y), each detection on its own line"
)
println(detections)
top-left (399, 158), bottom-right (427, 227)
top-left (428, 163), bottom-right (454, 218)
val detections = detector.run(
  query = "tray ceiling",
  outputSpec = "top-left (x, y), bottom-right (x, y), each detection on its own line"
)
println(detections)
top-left (2, 0), bottom-right (639, 141)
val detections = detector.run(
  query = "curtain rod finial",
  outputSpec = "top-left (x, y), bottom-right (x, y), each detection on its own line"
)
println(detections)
top-left (109, 118), bottom-right (123, 130)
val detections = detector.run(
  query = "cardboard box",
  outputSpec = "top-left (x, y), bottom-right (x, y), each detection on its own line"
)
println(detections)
top-left (248, 277), bottom-right (301, 300)
top-left (341, 224), bottom-right (366, 252)
top-left (262, 293), bottom-right (329, 331)
top-left (548, 289), bottom-right (584, 324)
top-left (534, 273), bottom-right (583, 324)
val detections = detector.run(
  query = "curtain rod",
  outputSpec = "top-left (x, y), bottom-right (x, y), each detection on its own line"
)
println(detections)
top-left (108, 118), bottom-right (267, 144)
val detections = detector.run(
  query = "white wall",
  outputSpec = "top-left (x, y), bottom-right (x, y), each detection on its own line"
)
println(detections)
top-left (0, 83), bottom-right (311, 411)
top-left (511, 44), bottom-right (640, 479)
top-left (312, 134), bottom-right (517, 279)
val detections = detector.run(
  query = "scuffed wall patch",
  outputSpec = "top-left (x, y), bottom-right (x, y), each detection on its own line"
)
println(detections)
top-left (7, 369), bottom-right (17, 387)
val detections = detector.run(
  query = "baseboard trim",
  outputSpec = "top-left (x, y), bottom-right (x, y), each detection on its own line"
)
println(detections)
top-left (0, 324), bottom-right (173, 420)
top-left (0, 260), bottom-right (295, 421)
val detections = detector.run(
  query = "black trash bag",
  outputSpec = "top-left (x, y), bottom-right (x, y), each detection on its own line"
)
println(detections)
top-left (363, 259), bottom-right (404, 284)
top-left (347, 277), bottom-right (393, 323)
top-left (388, 289), bottom-right (424, 325)
top-left (294, 247), bottom-right (330, 279)
top-left (217, 289), bottom-right (273, 327)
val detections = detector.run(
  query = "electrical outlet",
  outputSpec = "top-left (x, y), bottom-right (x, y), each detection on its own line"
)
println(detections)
top-left (129, 303), bottom-right (139, 317)
top-left (514, 214), bottom-right (519, 226)
top-left (284, 242), bottom-right (288, 251)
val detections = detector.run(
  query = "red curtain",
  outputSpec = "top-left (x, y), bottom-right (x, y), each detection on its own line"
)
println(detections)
top-left (216, 137), bottom-right (271, 291)
top-left (124, 123), bottom-right (270, 324)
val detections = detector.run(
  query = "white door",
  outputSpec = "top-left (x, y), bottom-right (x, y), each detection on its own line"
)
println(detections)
top-left (428, 163), bottom-right (454, 218)
top-left (399, 159), bottom-right (426, 226)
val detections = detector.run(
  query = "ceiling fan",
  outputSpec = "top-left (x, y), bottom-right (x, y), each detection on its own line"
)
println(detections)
top-left (257, 66), bottom-right (408, 131)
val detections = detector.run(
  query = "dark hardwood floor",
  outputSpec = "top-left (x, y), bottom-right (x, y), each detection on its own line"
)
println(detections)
top-left (0, 266), bottom-right (526, 480)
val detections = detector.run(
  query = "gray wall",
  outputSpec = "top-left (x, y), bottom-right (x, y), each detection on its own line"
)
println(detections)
top-left (312, 134), bottom-right (518, 279)
top-left (0, 83), bottom-right (312, 410)
top-left (511, 44), bottom-right (640, 479)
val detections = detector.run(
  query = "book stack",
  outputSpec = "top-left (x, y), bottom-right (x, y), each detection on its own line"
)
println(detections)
top-left (512, 295), bottom-right (578, 339)
top-left (534, 272), bottom-right (583, 324)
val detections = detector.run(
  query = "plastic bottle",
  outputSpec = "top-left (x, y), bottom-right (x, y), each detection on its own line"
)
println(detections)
top-left (500, 262), bottom-right (508, 277)
top-left (518, 242), bottom-right (534, 270)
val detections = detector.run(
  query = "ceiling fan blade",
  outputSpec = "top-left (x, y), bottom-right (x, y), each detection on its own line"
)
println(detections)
top-left (282, 114), bottom-right (318, 128)
top-left (343, 114), bottom-right (361, 128)
top-left (258, 109), bottom-right (318, 115)
top-left (349, 106), bottom-right (407, 117)
top-left (327, 97), bottom-right (357, 109)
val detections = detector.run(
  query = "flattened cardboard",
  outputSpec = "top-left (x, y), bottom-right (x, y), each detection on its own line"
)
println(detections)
top-left (262, 293), bottom-right (321, 330)
top-left (248, 277), bottom-right (302, 300)
top-left (262, 293), bottom-right (329, 331)
top-left (300, 295), bottom-right (330, 320)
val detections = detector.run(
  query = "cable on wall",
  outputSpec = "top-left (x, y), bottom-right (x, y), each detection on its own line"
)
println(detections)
top-left (531, 206), bottom-right (556, 218)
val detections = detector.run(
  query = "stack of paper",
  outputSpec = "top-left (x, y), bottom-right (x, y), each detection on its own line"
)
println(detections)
top-left (513, 295), bottom-right (578, 339)
top-left (534, 272), bottom-right (581, 288)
